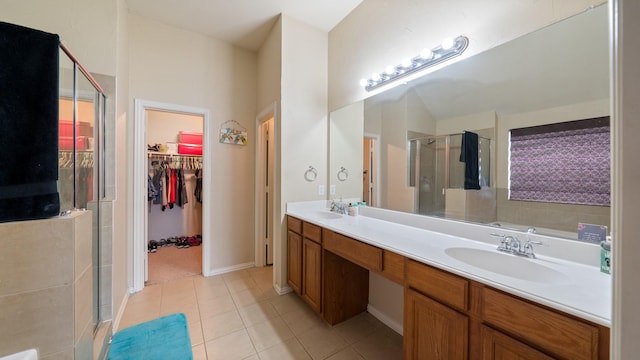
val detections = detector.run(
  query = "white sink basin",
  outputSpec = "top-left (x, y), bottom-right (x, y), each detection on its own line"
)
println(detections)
top-left (444, 247), bottom-right (569, 284)
top-left (315, 211), bottom-right (342, 220)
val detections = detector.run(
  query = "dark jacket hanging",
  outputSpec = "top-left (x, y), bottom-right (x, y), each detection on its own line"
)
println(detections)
top-left (0, 22), bottom-right (60, 222)
top-left (459, 131), bottom-right (481, 190)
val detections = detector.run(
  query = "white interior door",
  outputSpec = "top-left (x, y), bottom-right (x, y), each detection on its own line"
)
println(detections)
top-left (264, 118), bottom-right (275, 265)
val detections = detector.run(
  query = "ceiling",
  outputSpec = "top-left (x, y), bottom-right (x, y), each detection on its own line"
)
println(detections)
top-left (126, 0), bottom-right (363, 51)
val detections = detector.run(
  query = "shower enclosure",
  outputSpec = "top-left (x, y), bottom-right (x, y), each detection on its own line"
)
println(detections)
top-left (58, 44), bottom-right (106, 332)
top-left (408, 133), bottom-right (491, 217)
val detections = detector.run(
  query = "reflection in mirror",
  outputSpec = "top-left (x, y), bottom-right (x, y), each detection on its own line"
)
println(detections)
top-left (328, 4), bottom-right (609, 240)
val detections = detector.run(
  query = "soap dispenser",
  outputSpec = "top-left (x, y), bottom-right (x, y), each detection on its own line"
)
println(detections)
top-left (600, 236), bottom-right (611, 274)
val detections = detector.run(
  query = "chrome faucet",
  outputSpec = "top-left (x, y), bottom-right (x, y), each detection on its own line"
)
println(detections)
top-left (491, 234), bottom-right (543, 259)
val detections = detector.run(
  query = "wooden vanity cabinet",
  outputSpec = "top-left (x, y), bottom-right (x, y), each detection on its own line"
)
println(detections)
top-left (302, 222), bottom-right (322, 312)
top-left (405, 287), bottom-right (469, 360)
top-left (405, 260), bottom-right (470, 360)
top-left (404, 259), bottom-right (609, 360)
top-left (286, 217), bottom-right (302, 294)
top-left (286, 216), bottom-right (610, 360)
top-left (286, 216), bottom-right (323, 312)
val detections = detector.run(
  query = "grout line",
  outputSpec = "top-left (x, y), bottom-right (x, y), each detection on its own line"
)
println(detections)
top-left (192, 277), bottom-right (208, 359)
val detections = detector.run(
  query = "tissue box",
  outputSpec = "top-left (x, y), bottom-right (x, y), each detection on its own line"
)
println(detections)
top-left (178, 131), bottom-right (203, 145)
top-left (178, 143), bottom-right (202, 155)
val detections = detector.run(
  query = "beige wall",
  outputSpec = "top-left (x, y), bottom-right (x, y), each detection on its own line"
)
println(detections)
top-left (329, 101), bottom-right (364, 200)
top-left (113, 0), bottom-right (130, 336)
top-left (0, 0), bottom-right (117, 76)
top-left (257, 17), bottom-right (282, 113)
top-left (128, 13), bottom-right (257, 273)
top-left (329, 0), bottom-right (606, 111)
top-left (276, 15), bottom-right (329, 289)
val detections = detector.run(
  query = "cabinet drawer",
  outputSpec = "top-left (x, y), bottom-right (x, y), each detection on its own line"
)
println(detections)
top-left (381, 250), bottom-right (405, 284)
top-left (302, 222), bottom-right (322, 244)
top-left (480, 325), bottom-right (554, 360)
top-left (324, 231), bottom-right (382, 271)
top-left (406, 259), bottom-right (468, 311)
top-left (482, 287), bottom-right (599, 360)
top-left (287, 216), bottom-right (302, 234)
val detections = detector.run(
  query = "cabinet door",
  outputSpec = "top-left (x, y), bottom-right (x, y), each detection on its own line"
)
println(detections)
top-left (302, 238), bottom-right (322, 313)
top-left (480, 325), bottom-right (554, 360)
top-left (287, 230), bottom-right (302, 295)
top-left (404, 288), bottom-right (468, 360)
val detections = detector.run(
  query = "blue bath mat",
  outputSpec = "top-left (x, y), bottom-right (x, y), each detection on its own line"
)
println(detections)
top-left (107, 313), bottom-right (192, 360)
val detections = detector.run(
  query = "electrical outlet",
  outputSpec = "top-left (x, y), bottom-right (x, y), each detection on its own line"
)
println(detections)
top-left (330, 184), bottom-right (336, 195)
top-left (318, 184), bottom-right (325, 196)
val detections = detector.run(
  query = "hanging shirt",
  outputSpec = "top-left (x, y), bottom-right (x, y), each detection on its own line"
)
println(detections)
top-left (194, 169), bottom-right (203, 203)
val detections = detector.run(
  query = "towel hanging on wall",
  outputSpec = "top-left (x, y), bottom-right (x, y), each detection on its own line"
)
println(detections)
top-left (0, 22), bottom-right (60, 222)
top-left (459, 131), bottom-right (481, 190)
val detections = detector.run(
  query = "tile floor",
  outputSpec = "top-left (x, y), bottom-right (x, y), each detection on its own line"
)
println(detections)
top-left (118, 266), bottom-right (403, 360)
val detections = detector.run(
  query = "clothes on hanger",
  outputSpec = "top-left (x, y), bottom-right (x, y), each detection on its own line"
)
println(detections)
top-left (149, 159), bottom-right (199, 210)
top-left (194, 169), bottom-right (203, 203)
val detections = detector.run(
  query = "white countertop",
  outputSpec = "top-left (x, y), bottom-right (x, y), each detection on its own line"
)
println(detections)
top-left (286, 201), bottom-right (611, 327)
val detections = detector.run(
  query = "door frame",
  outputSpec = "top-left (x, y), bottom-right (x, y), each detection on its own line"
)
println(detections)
top-left (364, 132), bottom-right (381, 207)
top-left (132, 99), bottom-right (212, 292)
top-left (255, 102), bottom-right (278, 268)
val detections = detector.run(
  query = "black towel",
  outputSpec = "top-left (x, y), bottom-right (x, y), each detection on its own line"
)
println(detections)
top-left (459, 131), bottom-right (481, 190)
top-left (0, 22), bottom-right (60, 222)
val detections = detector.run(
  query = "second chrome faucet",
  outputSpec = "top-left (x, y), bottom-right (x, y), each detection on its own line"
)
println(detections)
top-left (491, 233), bottom-right (543, 259)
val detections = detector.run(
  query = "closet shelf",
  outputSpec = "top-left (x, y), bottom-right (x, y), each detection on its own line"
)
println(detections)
top-left (148, 151), bottom-right (202, 170)
top-left (148, 151), bottom-right (202, 159)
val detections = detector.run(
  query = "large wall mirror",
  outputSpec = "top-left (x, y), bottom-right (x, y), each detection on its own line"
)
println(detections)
top-left (328, 4), bottom-right (609, 239)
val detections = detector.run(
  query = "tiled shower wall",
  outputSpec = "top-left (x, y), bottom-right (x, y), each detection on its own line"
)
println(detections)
top-left (0, 211), bottom-right (93, 359)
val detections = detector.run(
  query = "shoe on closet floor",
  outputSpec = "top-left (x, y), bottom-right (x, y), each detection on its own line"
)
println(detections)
top-left (148, 240), bottom-right (158, 253)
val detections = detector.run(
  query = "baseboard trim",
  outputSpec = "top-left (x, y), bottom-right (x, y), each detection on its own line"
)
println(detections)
top-left (367, 304), bottom-right (403, 336)
top-left (275, 284), bottom-right (293, 295)
top-left (207, 262), bottom-right (255, 276)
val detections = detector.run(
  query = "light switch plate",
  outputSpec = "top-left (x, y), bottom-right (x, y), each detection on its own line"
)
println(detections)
top-left (330, 184), bottom-right (336, 195)
top-left (318, 184), bottom-right (325, 196)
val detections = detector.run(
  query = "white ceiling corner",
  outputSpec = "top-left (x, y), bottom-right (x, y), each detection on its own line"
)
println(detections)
top-left (126, 0), bottom-right (363, 51)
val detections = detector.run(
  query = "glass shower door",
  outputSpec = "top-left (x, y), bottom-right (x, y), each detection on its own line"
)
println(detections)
top-left (58, 47), bottom-right (106, 332)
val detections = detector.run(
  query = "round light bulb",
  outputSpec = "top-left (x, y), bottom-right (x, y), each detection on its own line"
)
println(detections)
top-left (420, 48), bottom-right (433, 60)
top-left (371, 72), bottom-right (381, 82)
top-left (441, 37), bottom-right (455, 50)
top-left (359, 78), bottom-right (368, 87)
top-left (401, 58), bottom-right (412, 68)
top-left (385, 65), bottom-right (395, 75)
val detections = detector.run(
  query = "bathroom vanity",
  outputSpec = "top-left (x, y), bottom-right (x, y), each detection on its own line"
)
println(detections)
top-left (286, 201), bottom-right (610, 359)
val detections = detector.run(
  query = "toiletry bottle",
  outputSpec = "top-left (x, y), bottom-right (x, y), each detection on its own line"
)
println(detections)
top-left (600, 236), bottom-right (611, 274)
top-left (348, 203), bottom-right (356, 216)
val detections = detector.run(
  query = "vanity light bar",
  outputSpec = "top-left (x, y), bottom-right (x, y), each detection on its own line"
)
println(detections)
top-left (360, 35), bottom-right (469, 92)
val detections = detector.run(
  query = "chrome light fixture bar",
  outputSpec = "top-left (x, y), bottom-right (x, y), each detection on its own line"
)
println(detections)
top-left (360, 35), bottom-right (469, 92)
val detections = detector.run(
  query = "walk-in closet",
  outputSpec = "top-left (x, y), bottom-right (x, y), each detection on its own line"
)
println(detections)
top-left (146, 109), bottom-right (204, 284)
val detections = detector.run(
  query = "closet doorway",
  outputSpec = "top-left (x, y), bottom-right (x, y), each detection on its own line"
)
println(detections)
top-left (146, 110), bottom-right (204, 284)
top-left (133, 100), bottom-right (211, 292)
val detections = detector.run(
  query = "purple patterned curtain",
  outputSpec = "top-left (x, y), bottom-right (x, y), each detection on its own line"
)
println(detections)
top-left (509, 117), bottom-right (610, 206)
